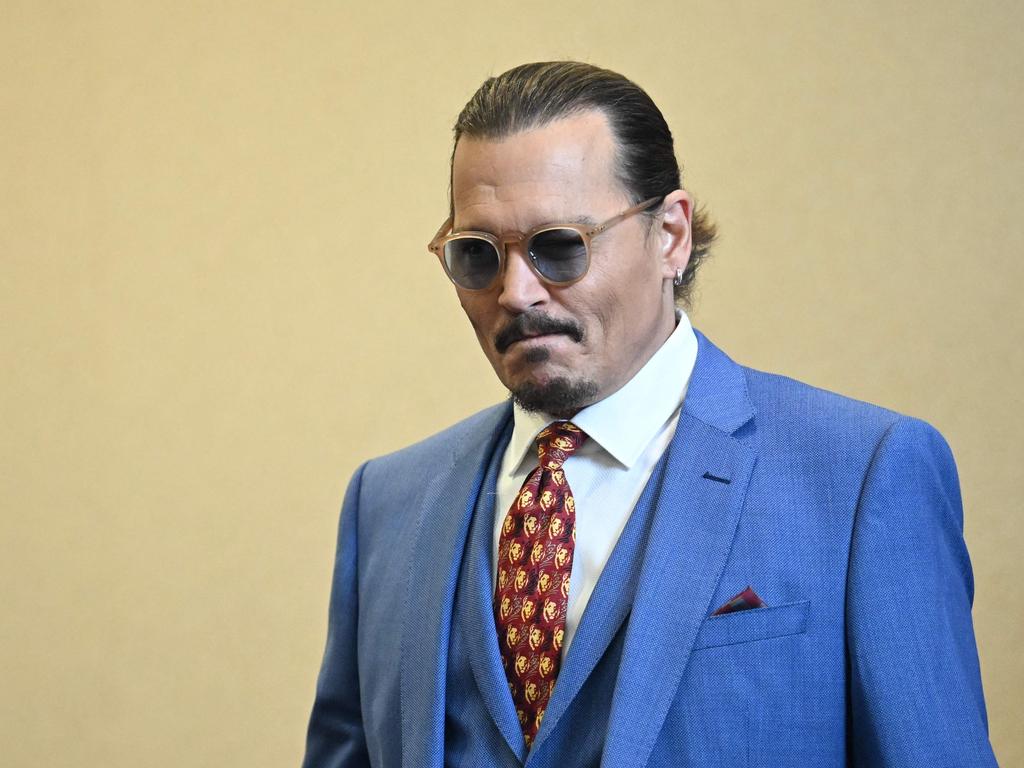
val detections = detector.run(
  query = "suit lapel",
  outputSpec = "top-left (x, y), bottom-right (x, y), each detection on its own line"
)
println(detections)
top-left (599, 330), bottom-right (758, 768)
top-left (461, 425), bottom-right (531, 762)
top-left (399, 404), bottom-right (513, 768)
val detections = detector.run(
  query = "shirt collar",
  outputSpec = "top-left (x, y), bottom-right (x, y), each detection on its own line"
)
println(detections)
top-left (506, 309), bottom-right (699, 473)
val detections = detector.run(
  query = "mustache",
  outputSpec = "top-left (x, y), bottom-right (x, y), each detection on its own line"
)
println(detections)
top-left (494, 313), bottom-right (584, 353)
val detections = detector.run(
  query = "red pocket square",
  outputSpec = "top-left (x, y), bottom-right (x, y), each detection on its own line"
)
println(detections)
top-left (711, 586), bottom-right (767, 616)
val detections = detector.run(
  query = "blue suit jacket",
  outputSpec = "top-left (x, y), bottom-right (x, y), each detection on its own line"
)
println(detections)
top-left (303, 330), bottom-right (996, 767)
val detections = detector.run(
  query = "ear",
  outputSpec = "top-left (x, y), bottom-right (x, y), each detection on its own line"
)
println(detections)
top-left (656, 189), bottom-right (693, 280)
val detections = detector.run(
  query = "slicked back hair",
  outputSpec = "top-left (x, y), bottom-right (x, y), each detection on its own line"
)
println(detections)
top-left (451, 61), bottom-right (717, 306)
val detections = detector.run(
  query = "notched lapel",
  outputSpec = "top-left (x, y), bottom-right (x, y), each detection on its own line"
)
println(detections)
top-left (603, 415), bottom-right (755, 767)
top-left (399, 406), bottom-right (512, 768)
top-left (601, 330), bottom-right (758, 768)
top-left (462, 424), bottom-right (529, 762)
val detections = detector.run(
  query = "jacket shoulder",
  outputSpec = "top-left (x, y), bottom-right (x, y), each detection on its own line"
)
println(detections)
top-left (361, 401), bottom-right (510, 480)
top-left (737, 364), bottom-right (954, 463)
top-left (742, 365), bottom-right (902, 431)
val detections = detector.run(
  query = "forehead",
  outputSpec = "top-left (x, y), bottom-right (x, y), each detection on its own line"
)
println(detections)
top-left (451, 110), bottom-right (625, 229)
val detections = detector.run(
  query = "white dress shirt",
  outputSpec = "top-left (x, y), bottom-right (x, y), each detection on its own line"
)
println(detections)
top-left (493, 311), bottom-right (699, 654)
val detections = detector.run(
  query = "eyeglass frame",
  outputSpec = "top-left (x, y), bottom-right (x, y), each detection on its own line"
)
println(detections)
top-left (426, 196), bottom-right (664, 292)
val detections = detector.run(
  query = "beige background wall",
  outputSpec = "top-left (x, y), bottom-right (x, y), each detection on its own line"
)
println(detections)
top-left (2, 1), bottom-right (1020, 765)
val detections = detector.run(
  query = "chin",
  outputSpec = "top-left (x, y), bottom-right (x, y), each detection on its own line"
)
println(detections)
top-left (509, 376), bottom-right (600, 419)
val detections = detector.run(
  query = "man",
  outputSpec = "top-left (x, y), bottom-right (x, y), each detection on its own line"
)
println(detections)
top-left (303, 62), bottom-right (996, 767)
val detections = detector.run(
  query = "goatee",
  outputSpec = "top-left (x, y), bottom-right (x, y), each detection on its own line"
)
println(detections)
top-left (510, 377), bottom-right (600, 420)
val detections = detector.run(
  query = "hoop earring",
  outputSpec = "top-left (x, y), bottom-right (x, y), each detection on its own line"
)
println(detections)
top-left (673, 268), bottom-right (685, 287)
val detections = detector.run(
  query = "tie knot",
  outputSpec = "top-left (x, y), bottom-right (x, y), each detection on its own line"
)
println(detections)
top-left (535, 421), bottom-right (587, 470)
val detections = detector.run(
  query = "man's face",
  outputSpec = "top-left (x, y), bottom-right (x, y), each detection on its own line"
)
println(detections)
top-left (450, 110), bottom-right (687, 416)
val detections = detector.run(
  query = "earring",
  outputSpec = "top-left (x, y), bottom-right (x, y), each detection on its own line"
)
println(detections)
top-left (673, 268), bottom-right (685, 287)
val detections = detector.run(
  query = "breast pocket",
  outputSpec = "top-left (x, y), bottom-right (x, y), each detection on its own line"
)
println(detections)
top-left (691, 600), bottom-right (810, 651)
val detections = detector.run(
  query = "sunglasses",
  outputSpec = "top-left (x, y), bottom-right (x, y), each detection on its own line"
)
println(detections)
top-left (427, 196), bottom-right (663, 291)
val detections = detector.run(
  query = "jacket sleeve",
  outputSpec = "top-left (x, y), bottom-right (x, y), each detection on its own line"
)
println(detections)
top-left (846, 417), bottom-right (997, 766)
top-left (302, 462), bottom-right (371, 768)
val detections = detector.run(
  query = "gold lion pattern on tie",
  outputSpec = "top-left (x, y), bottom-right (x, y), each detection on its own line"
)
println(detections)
top-left (493, 421), bottom-right (586, 748)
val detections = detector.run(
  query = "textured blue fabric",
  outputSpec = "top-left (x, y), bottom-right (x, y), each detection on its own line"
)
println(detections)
top-left (444, 416), bottom-right (523, 767)
top-left (302, 330), bottom-right (997, 767)
top-left (444, 399), bottom-right (673, 767)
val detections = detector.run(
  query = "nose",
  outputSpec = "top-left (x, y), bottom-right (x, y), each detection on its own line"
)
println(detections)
top-left (497, 244), bottom-right (549, 313)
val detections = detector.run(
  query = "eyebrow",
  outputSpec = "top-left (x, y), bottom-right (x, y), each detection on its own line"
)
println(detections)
top-left (566, 215), bottom-right (598, 227)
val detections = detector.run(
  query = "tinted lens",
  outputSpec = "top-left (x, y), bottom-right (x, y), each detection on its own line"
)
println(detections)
top-left (444, 237), bottom-right (500, 289)
top-left (528, 228), bottom-right (588, 283)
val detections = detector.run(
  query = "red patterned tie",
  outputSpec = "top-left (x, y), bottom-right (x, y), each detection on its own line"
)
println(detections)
top-left (493, 421), bottom-right (587, 747)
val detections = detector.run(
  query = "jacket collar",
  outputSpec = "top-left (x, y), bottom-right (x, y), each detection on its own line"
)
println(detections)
top-left (683, 328), bottom-right (755, 435)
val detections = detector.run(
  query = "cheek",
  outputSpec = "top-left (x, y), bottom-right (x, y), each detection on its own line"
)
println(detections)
top-left (579, 266), bottom-right (647, 328)
top-left (580, 258), bottom-right (663, 344)
top-left (457, 294), bottom-right (502, 352)
top-left (457, 293), bottom-right (489, 330)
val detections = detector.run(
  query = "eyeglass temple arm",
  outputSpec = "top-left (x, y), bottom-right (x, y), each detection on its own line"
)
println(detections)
top-left (427, 217), bottom-right (453, 254)
top-left (586, 196), bottom-right (663, 236)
